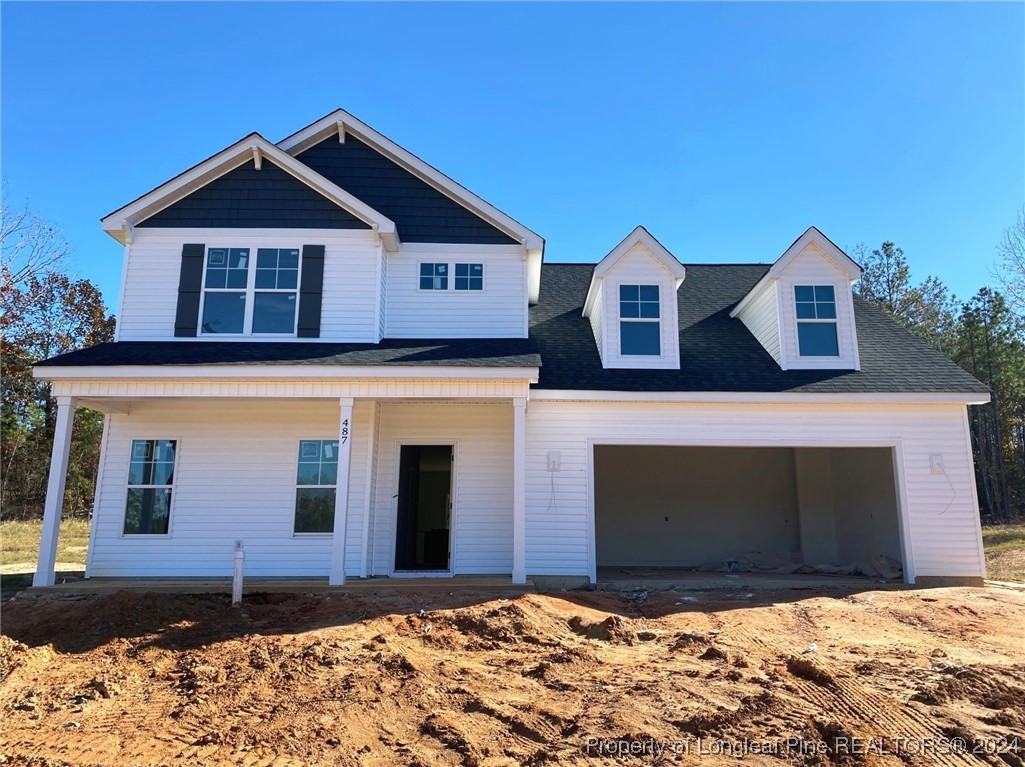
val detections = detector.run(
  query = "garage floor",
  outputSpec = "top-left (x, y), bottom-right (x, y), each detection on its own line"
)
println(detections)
top-left (595, 567), bottom-right (904, 592)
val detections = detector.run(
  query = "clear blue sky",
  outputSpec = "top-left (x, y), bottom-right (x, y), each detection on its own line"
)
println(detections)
top-left (2, 2), bottom-right (1023, 311)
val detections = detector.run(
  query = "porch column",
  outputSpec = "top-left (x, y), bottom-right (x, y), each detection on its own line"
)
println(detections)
top-left (329, 397), bottom-right (355, 586)
top-left (512, 397), bottom-right (527, 584)
top-left (34, 396), bottom-right (77, 587)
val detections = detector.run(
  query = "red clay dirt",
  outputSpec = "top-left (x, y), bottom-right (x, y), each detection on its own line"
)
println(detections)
top-left (1, 585), bottom-right (1023, 766)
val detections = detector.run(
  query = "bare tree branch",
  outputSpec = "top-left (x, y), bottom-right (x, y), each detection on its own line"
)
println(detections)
top-left (0, 183), bottom-right (71, 302)
top-left (995, 207), bottom-right (1025, 317)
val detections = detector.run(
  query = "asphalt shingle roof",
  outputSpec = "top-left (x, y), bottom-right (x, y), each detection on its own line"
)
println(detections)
top-left (38, 339), bottom-right (541, 369)
top-left (38, 263), bottom-right (988, 394)
top-left (528, 263), bottom-right (989, 393)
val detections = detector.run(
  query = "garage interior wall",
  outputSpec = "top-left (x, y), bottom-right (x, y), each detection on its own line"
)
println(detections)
top-left (593, 445), bottom-right (901, 568)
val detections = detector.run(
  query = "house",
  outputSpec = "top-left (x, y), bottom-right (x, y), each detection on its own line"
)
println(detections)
top-left (32, 109), bottom-right (991, 589)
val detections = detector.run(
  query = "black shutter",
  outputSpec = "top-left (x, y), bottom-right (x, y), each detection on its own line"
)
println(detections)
top-left (297, 244), bottom-right (325, 338)
top-left (174, 243), bottom-right (205, 337)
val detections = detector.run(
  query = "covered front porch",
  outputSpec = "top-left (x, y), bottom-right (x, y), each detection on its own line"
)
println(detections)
top-left (33, 371), bottom-right (533, 589)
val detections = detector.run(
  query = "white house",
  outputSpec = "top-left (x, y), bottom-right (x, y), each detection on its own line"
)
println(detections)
top-left (33, 109), bottom-right (991, 589)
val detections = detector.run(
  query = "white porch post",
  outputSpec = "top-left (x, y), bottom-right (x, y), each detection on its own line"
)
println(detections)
top-left (512, 397), bottom-right (527, 584)
top-left (329, 397), bottom-right (355, 586)
top-left (34, 396), bottom-right (77, 588)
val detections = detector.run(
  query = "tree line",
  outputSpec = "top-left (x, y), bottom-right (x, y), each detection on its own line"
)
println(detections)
top-left (855, 211), bottom-right (1025, 523)
top-left (1, 198), bottom-right (1023, 524)
top-left (1, 198), bottom-right (115, 519)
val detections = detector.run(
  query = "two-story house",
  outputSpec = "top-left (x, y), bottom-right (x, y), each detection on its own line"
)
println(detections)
top-left (33, 109), bottom-right (991, 589)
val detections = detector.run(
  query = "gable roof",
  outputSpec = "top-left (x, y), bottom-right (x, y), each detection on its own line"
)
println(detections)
top-left (530, 263), bottom-right (990, 395)
top-left (582, 226), bottom-right (687, 317)
top-left (730, 226), bottom-right (862, 318)
top-left (101, 133), bottom-right (399, 250)
top-left (278, 108), bottom-right (546, 301)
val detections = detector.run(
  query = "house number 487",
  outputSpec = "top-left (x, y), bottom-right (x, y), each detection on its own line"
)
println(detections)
top-left (340, 419), bottom-right (349, 444)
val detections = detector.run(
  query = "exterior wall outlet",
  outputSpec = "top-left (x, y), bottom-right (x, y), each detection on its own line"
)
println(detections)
top-left (929, 453), bottom-right (945, 474)
top-left (546, 451), bottom-right (561, 472)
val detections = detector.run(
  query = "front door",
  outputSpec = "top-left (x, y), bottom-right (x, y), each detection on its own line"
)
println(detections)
top-left (395, 445), bottom-right (452, 571)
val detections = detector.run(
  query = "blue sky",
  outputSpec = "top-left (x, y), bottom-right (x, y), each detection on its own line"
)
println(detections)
top-left (2, 2), bottom-right (1022, 311)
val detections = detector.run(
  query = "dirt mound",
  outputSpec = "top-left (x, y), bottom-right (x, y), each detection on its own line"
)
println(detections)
top-left (2, 586), bottom-right (1024, 766)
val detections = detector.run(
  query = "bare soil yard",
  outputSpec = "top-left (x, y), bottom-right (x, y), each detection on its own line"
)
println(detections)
top-left (1, 584), bottom-right (1024, 766)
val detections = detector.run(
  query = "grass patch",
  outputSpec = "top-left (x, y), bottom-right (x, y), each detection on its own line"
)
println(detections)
top-left (982, 523), bottom-right (1025, 583)
top-left (1, 517), bottom-right (90, 569)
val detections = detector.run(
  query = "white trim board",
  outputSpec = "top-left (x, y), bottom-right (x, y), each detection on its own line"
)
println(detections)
top-left (528, 390), bottom-right (991, 405)
top-left (36, 365), bottom-right (540, 381)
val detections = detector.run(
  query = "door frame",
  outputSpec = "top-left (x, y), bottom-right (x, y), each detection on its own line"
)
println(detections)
top-left (389, 439), bottom-right (459, 577)
top-left (586, 437), bottom-right (915, 585)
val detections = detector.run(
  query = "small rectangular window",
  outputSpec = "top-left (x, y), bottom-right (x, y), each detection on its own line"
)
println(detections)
top-left (455, 263), bottom-right (483, 290)
top-left (124, 439), bottom-right (176, 535)
top-left (419, 263), bottom-right (448, 290)
top-left (619, 284), bottom-right (661, 356)
top-left (795, 285), bottom-right (839, 356)
top-left (295, 439), bottom-right (339, 533)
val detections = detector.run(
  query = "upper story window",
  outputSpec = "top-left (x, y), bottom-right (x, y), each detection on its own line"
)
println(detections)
top-left (201, 247), bottom-right (300, 335)
top-left (795, 285), bottom-right (839, 357)
top-left (619, 284), bottom-right (660, 355)
top-left (419, 263), bottom-right (448, 290)
top-left (455, 263), bottom-right (484, 291)
top-left (420, 262), bottom-right (484, 291)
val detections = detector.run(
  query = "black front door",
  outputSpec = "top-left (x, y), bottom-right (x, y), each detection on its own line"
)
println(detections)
top-left (395, 445), bottom-right (452, 571)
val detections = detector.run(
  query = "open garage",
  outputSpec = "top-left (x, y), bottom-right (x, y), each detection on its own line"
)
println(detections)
top-left (593, 445), bottom-right (906, 576)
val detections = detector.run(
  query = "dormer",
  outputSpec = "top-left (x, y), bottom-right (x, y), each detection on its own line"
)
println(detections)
top-left (582, 226), bottom-right (686, 369)
top-left (731, 227), bottom-right (862, 371)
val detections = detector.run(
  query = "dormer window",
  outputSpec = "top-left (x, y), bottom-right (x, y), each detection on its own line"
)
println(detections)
top-left (795, 285), bottom-right (839, 357)
top-left (620, 285), bottom-right (660, 355)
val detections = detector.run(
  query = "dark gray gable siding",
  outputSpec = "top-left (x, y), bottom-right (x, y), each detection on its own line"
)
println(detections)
top-left (136, 159), bottom-right (372, 229)
top-left (527, 263), bottom-right (990, 394)
top-left (296, 136), bottom-right (517, 244)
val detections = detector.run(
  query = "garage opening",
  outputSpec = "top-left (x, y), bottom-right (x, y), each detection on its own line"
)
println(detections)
top-left (593, 446), bottom-right (904, 578)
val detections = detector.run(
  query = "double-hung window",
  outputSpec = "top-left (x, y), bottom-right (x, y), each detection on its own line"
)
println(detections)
top-left (619, 284), bottom-right (661, 356)
top-left (294, 440), bottom-right (339, 533)
top-left (795, 285), bottom-right (839, 356)
top-left (124, 439), bottom-right (177, 535)
top-left (201, 247), bottom-right (299, 335)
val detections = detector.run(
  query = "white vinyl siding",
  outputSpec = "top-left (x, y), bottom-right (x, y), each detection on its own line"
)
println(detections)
top-left (735, 280), bottom-right (781, 364)
top-left (525, 399), bottom-right (985, 581)
top-left (368, 402), bottom-right (513, 576)
top-left (116, 228), bottom-right (381, 342)
top-left (88, 399), bottom-right (372, 578)
top-left (600, 246), bottom-right (680, 369)
top-left (588, 282), bottom-right (605, 365)
top-left (384, 244), bottom-right (527, 338)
